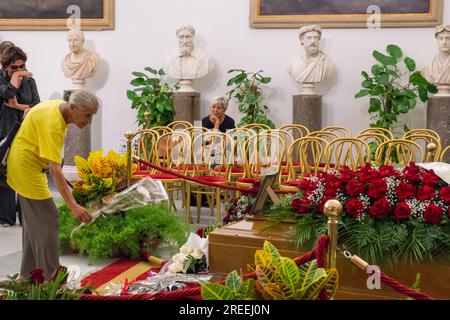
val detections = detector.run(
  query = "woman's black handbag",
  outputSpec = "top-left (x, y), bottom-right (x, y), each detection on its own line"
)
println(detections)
top-left (0, 121), bottom-right (20, 178)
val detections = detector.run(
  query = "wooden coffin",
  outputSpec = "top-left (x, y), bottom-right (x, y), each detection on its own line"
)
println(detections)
top-left (208, 218), bottom-right (450, 300)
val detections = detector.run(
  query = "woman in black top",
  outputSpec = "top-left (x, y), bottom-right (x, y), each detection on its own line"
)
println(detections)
top-left (0, 46), bottom-right (40, 227)
top-left (201, 96), bottom-right (235, 133)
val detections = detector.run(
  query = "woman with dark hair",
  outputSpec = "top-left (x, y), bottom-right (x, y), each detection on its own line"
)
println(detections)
top-left (0, 46), bottom-right (40, 227)
top-left (0, 41), bottom-right (15, 62)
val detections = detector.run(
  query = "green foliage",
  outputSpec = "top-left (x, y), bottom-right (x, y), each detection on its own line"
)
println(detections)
top-left (201, 241), bottom-right (338, 300)
top-left (355, 44), bottom-right (437, 133)
top-left (226, 69), bottom-right (275, 128)
top-left (59, 203), bottom-right (191, 260)
top-left (0, 270), bottom-right (91, 300)
top-left (127, 67), bottom-right (179, 129)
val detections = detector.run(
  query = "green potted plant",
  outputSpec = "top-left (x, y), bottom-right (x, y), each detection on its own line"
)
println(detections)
top-left (355, 44), bottom-right (437, 134)
top-left (226, 69), bottom-right (275, 128)
top-left (127, 67), bottom-right (179, 129)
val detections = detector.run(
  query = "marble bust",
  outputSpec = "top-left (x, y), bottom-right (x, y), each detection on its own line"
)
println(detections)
top-left (61, 28), bottom-right (100, 88)
top-left (421, 25), bottom-right (450, 96)
top-left (288, 25), bottom-right (336, 94)
top-left (164, 25), bottom-right (214, 91)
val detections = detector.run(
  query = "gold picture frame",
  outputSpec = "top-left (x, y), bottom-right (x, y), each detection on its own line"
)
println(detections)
top-left (250, 0), bottom-right (443, 29)
top-left (0, 0), bottom-right (114, 30)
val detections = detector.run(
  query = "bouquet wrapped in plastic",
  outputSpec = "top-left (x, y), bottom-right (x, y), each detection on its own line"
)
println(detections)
top-left (71, 177), bottom-right (168, 236)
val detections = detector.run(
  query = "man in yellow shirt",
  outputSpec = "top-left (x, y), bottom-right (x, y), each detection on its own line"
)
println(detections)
top-left (7, 89), bottom-right (99, 280)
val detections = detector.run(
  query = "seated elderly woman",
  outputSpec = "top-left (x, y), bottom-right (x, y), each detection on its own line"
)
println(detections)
top-left (201, 96), bottom-right (235, 133)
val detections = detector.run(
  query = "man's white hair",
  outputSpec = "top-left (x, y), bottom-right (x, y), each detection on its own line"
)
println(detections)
top-left (67, 28), bottom-right (85, 41)
top-left (435, 25), bottom-right (450, 38)
top-left (176, 24), bottom-right (195, 37)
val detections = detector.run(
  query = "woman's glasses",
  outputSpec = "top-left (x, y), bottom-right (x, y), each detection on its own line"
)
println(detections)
top-left (9, 64), bottom-right (26, 70)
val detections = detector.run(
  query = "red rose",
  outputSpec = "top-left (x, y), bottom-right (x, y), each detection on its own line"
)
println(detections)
top-left (344, 198), bottom-right (365, 219)
top-left (416, 186), bottom-right (435, 201)
top-left (340, 166), bottom-right (356, 182)
top-left (30, 269), bottom-right (45, 285)
top-left (403, 165), bottom-right (421, 184)
top-left (345, 180), bottom-right (366, 197)
top-left (299, 179), bottom-right (317, 193)
top-left (367, 179), bottom-right (387, 199)
top-left (369, 198), bottom-right (392, 218)
top-left (439, 187), bottom-right (450, 203)
top-left (378, 165), bottom-right (399, 178)
top-left (396, 182), bottom-right (416, 201)
top-left (319, 196), bottom-right (334, 214)
top-left (292, 198), bottom-right (313, 214)
top-left (324, 187), bottom-right (339, 197)
top-left (422, 171), bottom-right (440, 188)
top-left (424, 204), bottom-right (443, 225)
top-left (358, 169), bottom-right (379, 184)
top-left (394, 202), bottom-right (411, 221)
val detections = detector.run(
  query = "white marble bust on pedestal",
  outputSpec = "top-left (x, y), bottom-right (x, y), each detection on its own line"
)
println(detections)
top-left (61, 28), bottom-right (100, 89)
top-left (164, 25), bottom-right (214, 92)
top-left (422, 25), bottom-right (450, 97)
top-left (288, 25), bottom-right (336, 95)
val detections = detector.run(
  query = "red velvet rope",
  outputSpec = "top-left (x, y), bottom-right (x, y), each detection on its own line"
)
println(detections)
top-left (380, 272), bottom-right (433, 300)
top-left (134, 158), bottom-right (297, 194)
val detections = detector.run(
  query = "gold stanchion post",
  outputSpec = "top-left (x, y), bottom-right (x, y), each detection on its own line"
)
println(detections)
top-left (323, 199), bottom-right (343, 269)
top-left (125, 130), bottom-right (134, 187)
top-left (426, 142), bottom-right (437, 162)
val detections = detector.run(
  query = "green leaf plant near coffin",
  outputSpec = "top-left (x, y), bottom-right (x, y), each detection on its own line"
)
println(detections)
top-left (127, 67), bottom-right (179, 129)
top-left (355, 44), bottom-right (437, 135)
top-left (226, 69), bottom-right (275, 128)
top-left (201, 241), bottom-right (338, 300)
top-left (59, 203), bottom-right (191, 261)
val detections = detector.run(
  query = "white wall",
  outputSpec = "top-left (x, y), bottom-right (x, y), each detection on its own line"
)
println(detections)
top-left (1, 0), bottom-right (449, 152)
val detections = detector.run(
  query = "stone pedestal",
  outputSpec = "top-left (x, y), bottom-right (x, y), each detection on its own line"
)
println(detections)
top-left (63, 124), bottom-right (91, 181)
top-left (293, 94), bottom-right (322, 132)
top-left (427, 96), bottom-right (450, 162)
top-left (172, 91), bottom-right (200, 124)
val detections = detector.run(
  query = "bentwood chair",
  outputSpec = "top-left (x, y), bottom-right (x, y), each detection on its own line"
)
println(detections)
top-left (321, 126), bottom-right (352, 138)
top-left (375, 139), bottom-right (424, 167)
top-left (439, 145), bottom-right (450, 162)
top-left (324, 137), bottom-right (371, 171)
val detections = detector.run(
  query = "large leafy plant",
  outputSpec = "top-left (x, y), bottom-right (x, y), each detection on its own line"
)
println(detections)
top-left (127, 67), bottom-right (178, 129)
top-left (226, 69), bottom-right (275, 128)
top-left (355, 44), bottom-right (437, 133)
top-left (201, 241), bottom-right (338, 300)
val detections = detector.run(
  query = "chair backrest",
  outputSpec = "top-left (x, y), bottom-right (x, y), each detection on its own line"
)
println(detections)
top-left (375, 139), bottom-right (424, 166)
top-left (285, 136), bottom-right (328, 181)
top-left (155, 131), bottom-right (192, 172)
top-left (242, 123), bottom-right (271, 134)
top-left (150, 126), bottom-right (173, 136)
top-left (324, 137), bottom-right (371, 171)
top-left (279, 124), bottom-right (310, 139)
top-left (192, 131), bottom-right (229, 175)
top-left (358, 127), bottom-right (394, 139)
top-left (167, 120), bottom-right (193, 131)
top-left (247, 132), bottom-right (286, 178)
top-left (308, 130), bottom-right (339, 143)
top-left (225, 128), bottom-right (255, 169)
top-left (356, 132), bottom-right (392, 161)
top-left (133, 129), bottom-right (160, 164)
top-left (402, 132), bottom-right (442, 162)
top-left (322, 126), bottom-right (352, 137)
top-left (403, 129), bottom-right (441, 141)
top-left (185, 126), bottom-right (209, 141)
top-left (439, 145), bottom-right (450, 162)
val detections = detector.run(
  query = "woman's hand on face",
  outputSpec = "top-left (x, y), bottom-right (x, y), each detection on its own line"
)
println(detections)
top-left (71, 204), bottom-right (93, 224)
top-left (210, 115), bottom-right (220, 127)
top-left (11, 70), bottom-right (33, 81)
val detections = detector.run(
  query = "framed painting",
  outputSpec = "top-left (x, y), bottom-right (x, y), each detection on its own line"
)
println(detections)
top-left (250, 0), bottom-right (443, 28)
top-left (0, 0), bottom-right (114, 30)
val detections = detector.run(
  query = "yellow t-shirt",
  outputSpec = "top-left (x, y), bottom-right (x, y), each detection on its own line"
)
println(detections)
top-left (7, 100), bottom-right (67, 200)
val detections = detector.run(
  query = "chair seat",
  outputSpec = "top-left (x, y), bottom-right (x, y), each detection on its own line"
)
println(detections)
top-left (214, 167), bottom-right (245, 173)
top-left (280, 180), bottom-right (302, 187)
top-left (173, 165), bottom-right (206, 171)
top-left (134, 170), bottom-right (151, 175)
top-left (191, 176), bottom-right (227, 183)
top-left (144, 173), bottom-right (178, 180)
top-left (236, 178), bottom-right (257, 184)
top-left (252, 170), bottom-right (289, 175)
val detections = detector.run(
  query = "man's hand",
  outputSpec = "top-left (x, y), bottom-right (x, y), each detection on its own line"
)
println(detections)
top-left (69, 204), bottom-right (93, 224)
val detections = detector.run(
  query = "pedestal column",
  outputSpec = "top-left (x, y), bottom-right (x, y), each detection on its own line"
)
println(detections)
top-left (427, 96), bottom-right (450, 162)
top-left (293, 94), bottom-right (322, 132)
top-left (173, 91), bottom-right (200, 124)
top-left (63, 124), bottom-right (91, 181)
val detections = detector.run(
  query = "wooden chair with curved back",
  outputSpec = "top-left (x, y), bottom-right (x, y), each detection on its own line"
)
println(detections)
top-left (167, 120), bottom-right (193, 131)
top-left (324, 137), bottom-right (371, 171)
top-left (439, 145), bottom-right (450, 162)
top-left (242, 123), bottom-right (271, 135)
top-left (356, 132), bottom-right (392, 162)
top-left (375, 139), bottom-right (424, 167)
top-left (279, 136), bottom-right (328, 191)
top-left (358, 127), bottom-right (394, 139)
top-left (321, 126), bottom-right (352, 138)
top-left (279, 124), bottom-right (310, 139)
top-left (402, 130), bottom-right (442, 162)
